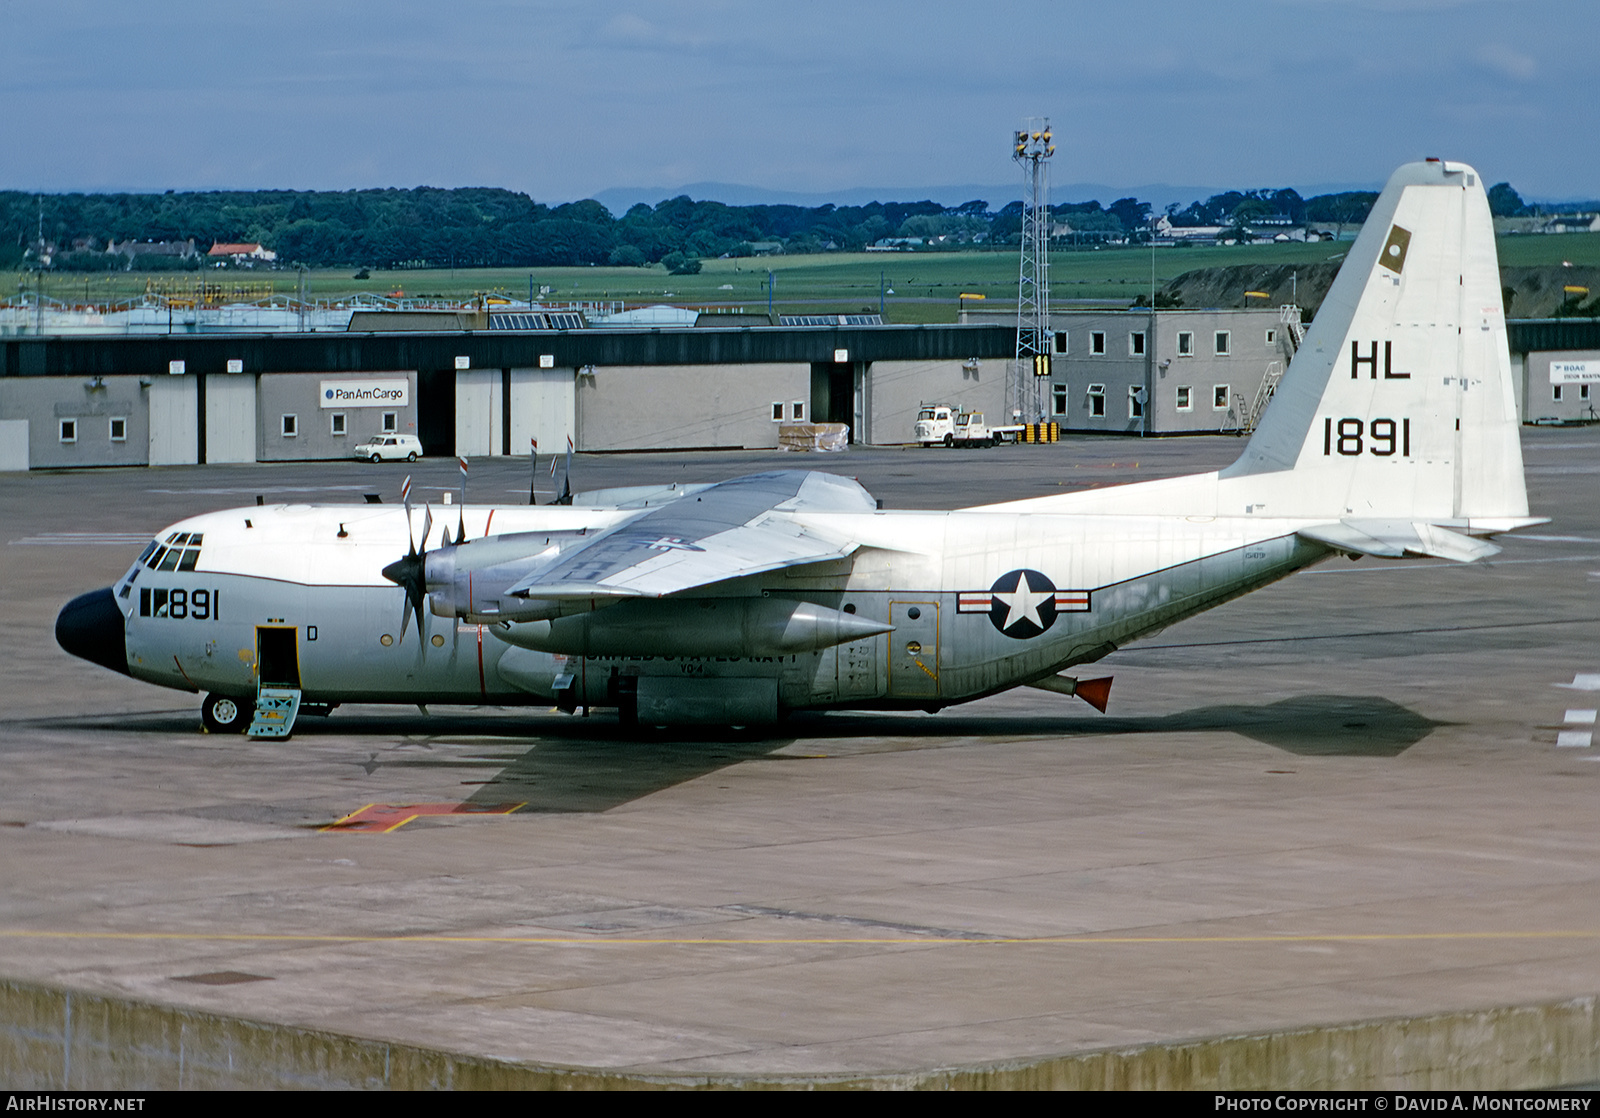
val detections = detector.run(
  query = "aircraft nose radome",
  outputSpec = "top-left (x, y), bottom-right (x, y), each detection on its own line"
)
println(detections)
top-left (55, 588), bottom-right (130, 677)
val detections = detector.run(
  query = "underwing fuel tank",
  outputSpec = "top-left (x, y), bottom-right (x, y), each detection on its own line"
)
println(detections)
top-left (490, 597), bottom-right (892, 658)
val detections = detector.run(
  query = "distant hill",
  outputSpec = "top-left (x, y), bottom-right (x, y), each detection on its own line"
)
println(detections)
top-left (1160, 262), bottom-right (1600, 320)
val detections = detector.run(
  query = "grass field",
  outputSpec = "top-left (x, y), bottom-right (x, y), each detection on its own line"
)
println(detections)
top-left (13, 233), bottom-right (1600, 325)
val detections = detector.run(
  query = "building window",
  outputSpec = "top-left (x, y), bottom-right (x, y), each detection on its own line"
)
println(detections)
top-left (281, 414), bottom-right (298, 438)
top-left (1213, 385), bottom-right (1230, 410)
top-left (1129, 331), bottom-right (1145, 356)
top-left (791, 401), bottom-right (806, 421)
top-left (109, 417), bottom-right (127, 442)
top-left (1090, 332), bottom-right (1106, 355)
top-left (1053, 331), bottom-right (1069, 355)
top-left (1582, 384), bottom-right (1592, 400)
top-left (330, 412), bottom-right (347, 436)
top-left (1176, 386), bottom-right (1192, 411)
top-left (1177, 331), bottom-right (1194, 356)
top-left (1087, 383), bottom-right (1106, 418)
top-left (1129, 386), bottom-right (1145, 419)
top-left (1553, 385), bottom-right (1563, 401)
top-left (1052, 383), bottom-right (1067, 416)
top-left (1215, 331), bottom-right (1231, 355)
top-left (382, 412), bottom-right (397, 433)
top-left (1266, 329), bottom-right (1276, 345)
top-left (59, 419), bottom-right (77, 444)
top-left (772, 402), bottom-right (784, 422)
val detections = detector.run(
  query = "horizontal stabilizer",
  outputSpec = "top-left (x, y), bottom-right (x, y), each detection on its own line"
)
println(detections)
top-left (1297, 519), bottom-right (1500, 563)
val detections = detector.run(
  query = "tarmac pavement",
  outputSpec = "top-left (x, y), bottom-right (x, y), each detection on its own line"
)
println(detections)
top-left (2, 428), bottom-right (1598, 1079)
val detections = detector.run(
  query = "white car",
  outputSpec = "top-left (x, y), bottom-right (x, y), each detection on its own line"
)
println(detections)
top-left (353, 434), bottom-right (422, 463)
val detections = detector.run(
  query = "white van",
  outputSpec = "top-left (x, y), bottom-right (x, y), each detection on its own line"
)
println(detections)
top-left (353, 434), bottom-right (422, 462)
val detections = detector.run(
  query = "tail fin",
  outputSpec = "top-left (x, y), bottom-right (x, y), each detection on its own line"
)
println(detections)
top-left (1222, 159), bottom-right (1529, 522)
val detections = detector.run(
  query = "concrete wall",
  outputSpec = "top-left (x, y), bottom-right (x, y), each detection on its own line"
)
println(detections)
top-left (257, 372), bottom-right (418, 462)
top-left (0, 375), bottom-right (151, 468)
top-left (576, 363), bottom-right (808, 451)
top-left (1148, 309), bottom-right (1284, 435)
top-left (204, 373), bottom-right (257, 464)
top-left (973, 309), bottom-right (1283, 435)
top-left (868, 359), bottom-right (1002, 445)
top-left (1523, 349), bottom-right (1600, 424)
top-left (2, 977), bottom-right (1595, 1089)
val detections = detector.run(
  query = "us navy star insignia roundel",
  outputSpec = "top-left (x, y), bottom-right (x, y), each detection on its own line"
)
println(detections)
top-left (988, 568), bottom-right (1057, 639)
top-left (957, 570), bottom-right (1091, 638)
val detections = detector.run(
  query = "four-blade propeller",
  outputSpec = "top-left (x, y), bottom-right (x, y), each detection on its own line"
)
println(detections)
top-left (380, 474), bottom-right (433, 645)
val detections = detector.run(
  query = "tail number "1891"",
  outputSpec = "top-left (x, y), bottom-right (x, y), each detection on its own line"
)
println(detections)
top-left (1322, 417), bottom-right (1411, 457)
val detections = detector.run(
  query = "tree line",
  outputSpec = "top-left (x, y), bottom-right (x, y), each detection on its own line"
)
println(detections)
top-left (5, 180), bottom-right (1503, 272)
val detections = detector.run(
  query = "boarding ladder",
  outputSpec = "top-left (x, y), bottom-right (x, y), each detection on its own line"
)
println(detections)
top-left (248, 687), bottom-right (302, 739)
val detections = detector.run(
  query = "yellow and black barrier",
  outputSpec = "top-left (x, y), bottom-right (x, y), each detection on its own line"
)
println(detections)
top-left (1020, 422), bottom-right (1059, 444)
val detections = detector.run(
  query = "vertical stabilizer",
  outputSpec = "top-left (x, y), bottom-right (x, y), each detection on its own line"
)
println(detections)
top-left (1221, 160), bottom-right (1527, 521)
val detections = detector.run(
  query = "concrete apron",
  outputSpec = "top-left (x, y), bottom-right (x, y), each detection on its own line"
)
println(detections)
top-left (3, 977), bottom-right (1596, 1090)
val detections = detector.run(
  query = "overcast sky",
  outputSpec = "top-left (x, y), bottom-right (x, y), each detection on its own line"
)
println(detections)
top-left (1, 0), bottom-right (1591, 206)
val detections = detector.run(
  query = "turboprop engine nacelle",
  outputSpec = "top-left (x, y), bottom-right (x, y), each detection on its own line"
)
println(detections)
top-left (425, 530), bottom-right (600, 623)
top-left (491, 597), bottom-right (893, 659)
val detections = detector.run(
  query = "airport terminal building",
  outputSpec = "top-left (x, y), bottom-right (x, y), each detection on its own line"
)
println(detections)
top-left (1, 314), bottom-right (1595, 469)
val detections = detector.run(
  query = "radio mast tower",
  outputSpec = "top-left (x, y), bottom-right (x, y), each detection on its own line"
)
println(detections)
top-left (1010, 118), bottom-right (1054, 425)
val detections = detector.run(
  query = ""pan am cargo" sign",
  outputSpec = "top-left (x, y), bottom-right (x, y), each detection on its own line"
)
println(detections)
top-left (320, 378), bottom-right (410, 408)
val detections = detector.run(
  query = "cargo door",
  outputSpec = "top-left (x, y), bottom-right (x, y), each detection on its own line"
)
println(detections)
top-left (256, 626), bottom-right (301, 689)
top-left (887, 600), bottom-right (939, 699)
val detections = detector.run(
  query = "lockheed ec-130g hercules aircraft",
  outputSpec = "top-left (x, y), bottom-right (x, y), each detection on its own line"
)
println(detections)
top-left (58, 160), bottom-right (1544, 734)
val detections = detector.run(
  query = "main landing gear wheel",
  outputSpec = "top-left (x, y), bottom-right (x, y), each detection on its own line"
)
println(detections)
top-left (201, 692), bottom-right (248, 734)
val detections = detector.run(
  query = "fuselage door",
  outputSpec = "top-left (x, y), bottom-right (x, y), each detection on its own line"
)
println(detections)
top-left (256, 626), bottom-right (301, 689)
top-left (888, 600), bottom-right (939, 699)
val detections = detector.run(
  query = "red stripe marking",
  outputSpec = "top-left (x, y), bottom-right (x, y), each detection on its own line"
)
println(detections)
top-left (477, 625), bottom-right (486, 699)
top-left (484, 508), bottom-right (495, 535)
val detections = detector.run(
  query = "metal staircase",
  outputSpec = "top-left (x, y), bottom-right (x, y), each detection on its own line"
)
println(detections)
top-left (248, 687), bottom-right (302, 739)
top-left (1280, 303), bottom-right (1304, 353)
top-left (1244, 361), bottom-right (1284, 434)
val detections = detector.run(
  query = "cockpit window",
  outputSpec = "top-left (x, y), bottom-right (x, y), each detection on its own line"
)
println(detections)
top-left (146, 534), bottom-right (203, 572)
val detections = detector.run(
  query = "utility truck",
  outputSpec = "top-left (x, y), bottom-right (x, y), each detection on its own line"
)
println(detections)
top-left (914, 405), bottom-right (1021, 447)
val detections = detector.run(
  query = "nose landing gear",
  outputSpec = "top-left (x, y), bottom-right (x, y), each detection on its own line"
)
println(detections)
top-left (201, 692), bottom-right (248, 734)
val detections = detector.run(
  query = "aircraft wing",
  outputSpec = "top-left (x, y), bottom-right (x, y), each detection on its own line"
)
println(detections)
top-left (501, 470), bottom-right (875, 601)
top-left (1296, 519), bottom-right (1501, 562)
